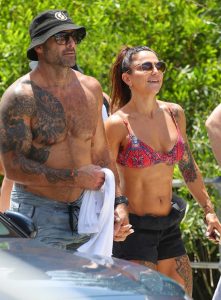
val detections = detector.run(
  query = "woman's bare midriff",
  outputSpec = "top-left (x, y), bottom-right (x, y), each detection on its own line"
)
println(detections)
top-left (118, 163), bottom-right (175, 216)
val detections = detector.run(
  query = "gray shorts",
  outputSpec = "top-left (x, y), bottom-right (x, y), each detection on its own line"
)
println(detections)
top-left (10, 183), bottom-right (90, 251)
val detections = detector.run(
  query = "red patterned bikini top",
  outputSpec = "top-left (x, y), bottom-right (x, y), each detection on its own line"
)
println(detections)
top-left (117, 109), bottom-right (185, 168)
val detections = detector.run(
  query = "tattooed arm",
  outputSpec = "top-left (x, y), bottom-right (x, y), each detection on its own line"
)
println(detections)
top-left (172, 104), bottom-right (221, 240)
top-left (0, 81), bottom-right (104, 190)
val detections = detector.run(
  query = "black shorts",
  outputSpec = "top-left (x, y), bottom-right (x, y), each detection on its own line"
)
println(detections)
top-left (113, 194), bottom-right (186, 264)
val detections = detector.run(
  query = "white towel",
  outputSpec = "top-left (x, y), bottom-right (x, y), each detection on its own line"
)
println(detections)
top-left (213, 277), bottom-right (221, 300)
top-left (77, 168), bottom-right (115, 257)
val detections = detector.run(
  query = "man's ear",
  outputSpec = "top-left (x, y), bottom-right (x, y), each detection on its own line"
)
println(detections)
top-left (122, 72), bottom-right (132, 87)
top-left (34, 45), bottom-right (43, 56)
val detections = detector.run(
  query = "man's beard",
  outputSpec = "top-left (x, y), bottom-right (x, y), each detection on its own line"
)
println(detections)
top-left (60, 51), bottom-right (76, 67)
top-left (43, 44), bottom-right (76, 67)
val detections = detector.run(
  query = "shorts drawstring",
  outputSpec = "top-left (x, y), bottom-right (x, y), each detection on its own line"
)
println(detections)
top-left (68, 203), bottom-right (79, 235)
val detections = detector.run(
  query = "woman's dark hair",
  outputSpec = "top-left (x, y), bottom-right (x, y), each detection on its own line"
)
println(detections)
top-left (110, 46), bottom-right (157, 113)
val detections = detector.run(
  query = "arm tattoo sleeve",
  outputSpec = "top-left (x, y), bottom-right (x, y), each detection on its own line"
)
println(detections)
top-left (178, 143), bottom-right (197, 183)
top-left (16, 154), bottom-right (72, 184)
top-left (0, 97), bottom-right (35, 154)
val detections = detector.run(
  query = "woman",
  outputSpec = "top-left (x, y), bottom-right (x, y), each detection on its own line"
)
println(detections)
top-left (105, 46), bottom-right (221, 296)
top-left (0, 160), bottom-right (13, 212)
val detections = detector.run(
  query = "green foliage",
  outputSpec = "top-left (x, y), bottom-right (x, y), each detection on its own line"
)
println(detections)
top-left (0, 1), bottom-right (221, 298)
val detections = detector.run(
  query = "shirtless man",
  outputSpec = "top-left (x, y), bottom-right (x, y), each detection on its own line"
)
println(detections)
top-left (206, 104), bottom-right (221, 167)
top-left (0, 9), bottom-right (131, 250)
top-left (206, 105), bottom-right (221, 300)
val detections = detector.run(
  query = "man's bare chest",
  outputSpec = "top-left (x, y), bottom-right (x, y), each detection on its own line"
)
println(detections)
top-left (31, 84), bottom-right (97, 145)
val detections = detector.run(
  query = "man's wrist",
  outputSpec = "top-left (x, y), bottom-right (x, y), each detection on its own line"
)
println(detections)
top-left (114, 196), bottom-right (129, 208)
top-left (70, 168), bottom-right (78, 178)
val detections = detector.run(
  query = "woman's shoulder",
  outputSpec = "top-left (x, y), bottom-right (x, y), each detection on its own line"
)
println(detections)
top-left (106, 110), bottom-right (124, 125)
top-left (105, 110), bottom-right (128, 135)
top-left (160, 101), bottom-right (187, 131)
top-left (158, 100), bottom-right (185, 116)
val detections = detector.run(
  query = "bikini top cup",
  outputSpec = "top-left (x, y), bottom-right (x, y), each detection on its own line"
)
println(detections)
top-left (117, 109), bottom-right (185, 168)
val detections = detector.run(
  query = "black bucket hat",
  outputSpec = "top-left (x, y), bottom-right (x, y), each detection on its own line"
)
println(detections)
top-left (27, 9), bottom-right (86, 61)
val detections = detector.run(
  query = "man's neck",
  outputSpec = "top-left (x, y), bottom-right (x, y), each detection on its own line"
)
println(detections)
top-left (33, 64), bottom-right (74, 88)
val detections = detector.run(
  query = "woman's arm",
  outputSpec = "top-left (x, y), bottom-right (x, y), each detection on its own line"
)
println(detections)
top-left (0, 178), bottom-right (13, 212)
top-left (0, 160), bottom-right (13, 212)
top-left (105, 114), bottom-right (134, 241)
top-left (172, 104), bottom-right (221, 241)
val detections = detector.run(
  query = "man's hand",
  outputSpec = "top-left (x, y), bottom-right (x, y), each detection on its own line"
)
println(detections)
top-left (205, 212), bottom-right (221, 244)
top-left (114, 204), bottom-right (134, 242)
top-left (75, 164), bottom-right (105, 190)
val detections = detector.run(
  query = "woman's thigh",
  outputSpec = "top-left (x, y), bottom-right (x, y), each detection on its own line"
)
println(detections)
top-left (157, 254), bottom-right (192, 297)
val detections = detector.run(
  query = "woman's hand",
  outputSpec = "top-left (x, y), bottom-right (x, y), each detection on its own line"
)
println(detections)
top-left (205, 212), bottom-right (221, 244)
top-left (113, 204), bottom-right (134, 242)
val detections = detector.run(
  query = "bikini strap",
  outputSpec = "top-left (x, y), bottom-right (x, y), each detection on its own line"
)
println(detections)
top-left (123, 119), bottom-right (135, 136)
top-left (168, 106), bottom-right (180, 132)
top-left (167, 106), bottom-right (185, 151)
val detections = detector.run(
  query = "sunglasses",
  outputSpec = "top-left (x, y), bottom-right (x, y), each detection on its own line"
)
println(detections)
top-left (53, 31), bottom-right (80, 45)
top-left (131, 61), bottom-right (166, 73)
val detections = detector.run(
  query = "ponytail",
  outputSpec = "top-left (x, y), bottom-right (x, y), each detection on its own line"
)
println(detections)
top-left (110, 46), bottom-right (131, 113)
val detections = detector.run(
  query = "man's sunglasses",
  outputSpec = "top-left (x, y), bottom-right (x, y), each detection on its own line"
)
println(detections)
top-left (130, 61), bottom-right (166, 73)
top-left (53, 31), bottom-right (80, 45)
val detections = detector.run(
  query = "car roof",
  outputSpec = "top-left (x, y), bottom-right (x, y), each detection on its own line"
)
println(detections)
top-left (0, 238), bottom-right (189, 300)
